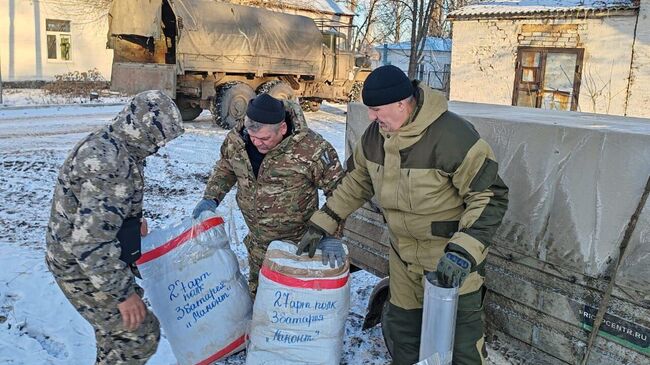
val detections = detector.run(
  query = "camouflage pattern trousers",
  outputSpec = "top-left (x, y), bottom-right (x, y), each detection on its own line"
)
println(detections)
top-left (244, 235), bottom-right (299, 296)
top-left (48, 259), bottom-right (160, 365)
top-left (244, 235), bottom-right (269, 296)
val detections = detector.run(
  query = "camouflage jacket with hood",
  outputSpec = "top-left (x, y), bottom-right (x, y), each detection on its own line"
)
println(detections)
top-left (203, 100), bottom-right (344, 245)
top-left (46, 91), bottom-right (184, 303)
top-left (311, 82), bottom-right (509, 286)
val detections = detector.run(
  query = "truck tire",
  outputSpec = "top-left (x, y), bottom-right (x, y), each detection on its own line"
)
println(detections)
top-left (211, 82), bottom-right (255, 129)
top-left (348, 81), bottom-right (363, 102)
top-left (175, 96), bottom-right (202, 122)
top-left (300, 99), bottom-right (322, 112)
top-left (257, 80), bottom-right (296, 101)
top-left (360, 277), bottom-right (396, 355)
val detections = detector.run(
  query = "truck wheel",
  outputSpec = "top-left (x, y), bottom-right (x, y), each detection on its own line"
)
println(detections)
top-left (300, 99), bottom-right (322, 112)
top-left (211, 82), bottom-right (255, 129)
top-left (257, 80), bottom-right (296, 101)
top-left (175, 96), bottom-right (202, 122)
top-left (348, 81), bottom-right (363, 102)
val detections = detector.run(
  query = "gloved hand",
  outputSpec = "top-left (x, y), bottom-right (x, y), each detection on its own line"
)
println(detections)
top-left (295, 225), bottom-right (326, 258)
top-left (192, 198), bottom-right (219, 219)
top-left (436, 251), bottom-right (472, 288)
top-left (318, 237), bottom-right (347, 268)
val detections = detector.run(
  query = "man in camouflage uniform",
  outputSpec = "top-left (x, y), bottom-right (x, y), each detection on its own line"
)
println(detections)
top-left (193, 93), bottom-right (345, 295)
top-left (46, 90), bottom-right (184, 364)
top-left (297, 65), bottom-right (509, 364)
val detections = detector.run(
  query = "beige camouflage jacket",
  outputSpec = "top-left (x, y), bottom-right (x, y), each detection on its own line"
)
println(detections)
top-left (204, 100), bottom-right (344, 245)
top-left (46, 91), bottom-right (184, 302)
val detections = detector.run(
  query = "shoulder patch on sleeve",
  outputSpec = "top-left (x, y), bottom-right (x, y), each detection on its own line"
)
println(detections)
top-left (470, 158), bottom-right (498, 192)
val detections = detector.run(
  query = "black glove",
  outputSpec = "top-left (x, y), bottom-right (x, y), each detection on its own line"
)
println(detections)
top-left (436, 251), bottom-right (472, 288)
top-left (295, 225), bottom-right (326, 258)
top-left (318, 237), bottom-right (347, 268)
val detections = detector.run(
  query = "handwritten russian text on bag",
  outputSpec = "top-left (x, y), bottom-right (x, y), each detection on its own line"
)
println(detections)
top-left (247, 240), bottom-right (350, 365)
top-left (137, 215), bottom-right (252, 365)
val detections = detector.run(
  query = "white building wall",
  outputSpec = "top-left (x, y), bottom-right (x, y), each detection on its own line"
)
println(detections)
top-left (0, 0), bottom-right (113, 82)
top-left (450, 15), bottom-right (640, 116)
top-left (626, 0), bottom-right (650, 118)
top-left (374, 48), bottom-right (451, 89)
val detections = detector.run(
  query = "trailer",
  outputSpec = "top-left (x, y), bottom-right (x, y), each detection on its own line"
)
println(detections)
top-left (344, 101), bottom-right (650, 364)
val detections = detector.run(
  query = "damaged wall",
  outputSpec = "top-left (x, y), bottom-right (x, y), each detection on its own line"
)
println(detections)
top-left (450, 15), bottom-right (643, 116)
top-left (0, 0), bottom-right (113, 82)
top-left (625, 0), bottom-right (650, 118)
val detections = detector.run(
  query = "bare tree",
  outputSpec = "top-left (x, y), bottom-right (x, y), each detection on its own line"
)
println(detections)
top-left (582, 60), bottom-right (626, 114)
top-left (404, 0), bottom-right (438, 78)
top-left (352, 0), bottom-right (381, 52)
top-left (43, 0), bottom-right (113, 23)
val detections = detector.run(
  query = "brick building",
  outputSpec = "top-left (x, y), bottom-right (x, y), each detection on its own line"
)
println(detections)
top-left (448, 0), bottom-right (650, 118)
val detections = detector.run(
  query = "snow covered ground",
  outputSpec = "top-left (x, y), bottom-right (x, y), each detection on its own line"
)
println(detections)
top-left (0, 98), bottom-right (511, 364)
top-left (0, 88), bottom-right (131, 107)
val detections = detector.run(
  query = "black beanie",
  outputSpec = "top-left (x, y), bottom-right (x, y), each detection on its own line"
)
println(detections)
top-left (362, 65), bottom-right (414, 107)
top-left (246, 93), bottom-right (285, 124)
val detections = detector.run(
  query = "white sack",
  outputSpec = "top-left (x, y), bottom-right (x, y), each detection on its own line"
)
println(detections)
top-left (246, 241), bottom-right (350, 365)
top-left (137, 215), bottom-right (252, 365)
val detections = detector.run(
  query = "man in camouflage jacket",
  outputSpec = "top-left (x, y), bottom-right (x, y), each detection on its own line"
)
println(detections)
top-left (297, 65), bottom-right (509, 364)
top-left (193, 94), bottom-right (344, 294)
top-left (46, 91), bottom-right (184, 364)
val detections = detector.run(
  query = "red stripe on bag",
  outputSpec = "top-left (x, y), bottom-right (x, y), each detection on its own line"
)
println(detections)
top-left (261, 265), bottom-right (349, 289)
top-left (136, 217), bottom-right (225, 265)
top-left (196, 334), bottom-right (246, 365)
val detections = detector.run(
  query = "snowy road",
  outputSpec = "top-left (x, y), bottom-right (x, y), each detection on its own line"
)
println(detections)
top-left (0, 103), bottom-right (392, 365)
top-left (0, 103), bottom-right (509, 364)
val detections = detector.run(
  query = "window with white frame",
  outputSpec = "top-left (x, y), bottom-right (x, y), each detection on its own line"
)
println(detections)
top-left (46, 19), bottom-right (71, 61)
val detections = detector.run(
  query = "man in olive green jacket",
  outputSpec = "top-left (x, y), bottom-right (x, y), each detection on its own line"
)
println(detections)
top-left (297, 65), bottom-right (509, 364)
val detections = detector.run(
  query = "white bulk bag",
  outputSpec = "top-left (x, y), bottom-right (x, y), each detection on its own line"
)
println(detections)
top-left (246, 240), bottom-right (350, 365)
top-left (137, 215), bottom-right (252, 365)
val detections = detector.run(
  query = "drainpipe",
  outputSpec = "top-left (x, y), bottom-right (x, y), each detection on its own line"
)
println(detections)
top-left (33, 0), bottom-right (42, 79)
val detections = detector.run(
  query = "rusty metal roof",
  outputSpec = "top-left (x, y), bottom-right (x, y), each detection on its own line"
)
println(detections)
top-left (448, 0), bottom-right (639, 19)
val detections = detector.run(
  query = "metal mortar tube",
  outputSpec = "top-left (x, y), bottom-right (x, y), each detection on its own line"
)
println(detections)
top-left (417, 273), bottom-right (459, 365)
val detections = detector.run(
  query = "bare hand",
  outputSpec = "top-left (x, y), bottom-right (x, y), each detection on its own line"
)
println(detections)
top-left (117, 293), bottom-right (147, 331)
top-left (140, 218), bottom-right (148, 237)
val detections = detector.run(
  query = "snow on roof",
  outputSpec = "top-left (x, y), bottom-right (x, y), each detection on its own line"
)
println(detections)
top-left (448, 0), bottom-right (638, 19)
top-left (260, 0), bottom-right (355, 16)
top-left (376, 37), bottom-right (452, 52)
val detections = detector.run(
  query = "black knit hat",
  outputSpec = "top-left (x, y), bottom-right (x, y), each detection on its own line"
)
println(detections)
top-left (246, 93), bottom-right (285, 124)
top-left (362, 65), bottom-right (414, 107)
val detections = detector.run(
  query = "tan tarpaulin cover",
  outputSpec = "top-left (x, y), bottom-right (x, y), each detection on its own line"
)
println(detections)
top-left (172, 0), bottom-right (323, 75)
top-left (108, 0), bottom-right (163, 38)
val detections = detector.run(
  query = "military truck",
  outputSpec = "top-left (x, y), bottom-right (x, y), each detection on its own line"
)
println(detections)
top-left (107, 0), bottom-right (370, 128)
top-left (344, 102), bottom-right (650, 364)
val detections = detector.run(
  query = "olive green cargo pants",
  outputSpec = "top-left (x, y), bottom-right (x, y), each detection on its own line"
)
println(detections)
top-left (381, 247), bottom-right (487, 365)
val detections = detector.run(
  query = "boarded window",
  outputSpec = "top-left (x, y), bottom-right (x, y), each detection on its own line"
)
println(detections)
top-left (512, 47), bottom-right (583, 111)
top-left (45, 19), bottom-right (72, 61)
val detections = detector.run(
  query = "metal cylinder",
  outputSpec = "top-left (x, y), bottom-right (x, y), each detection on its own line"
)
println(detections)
top-left (417, 273), bottom-right (459, 365)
